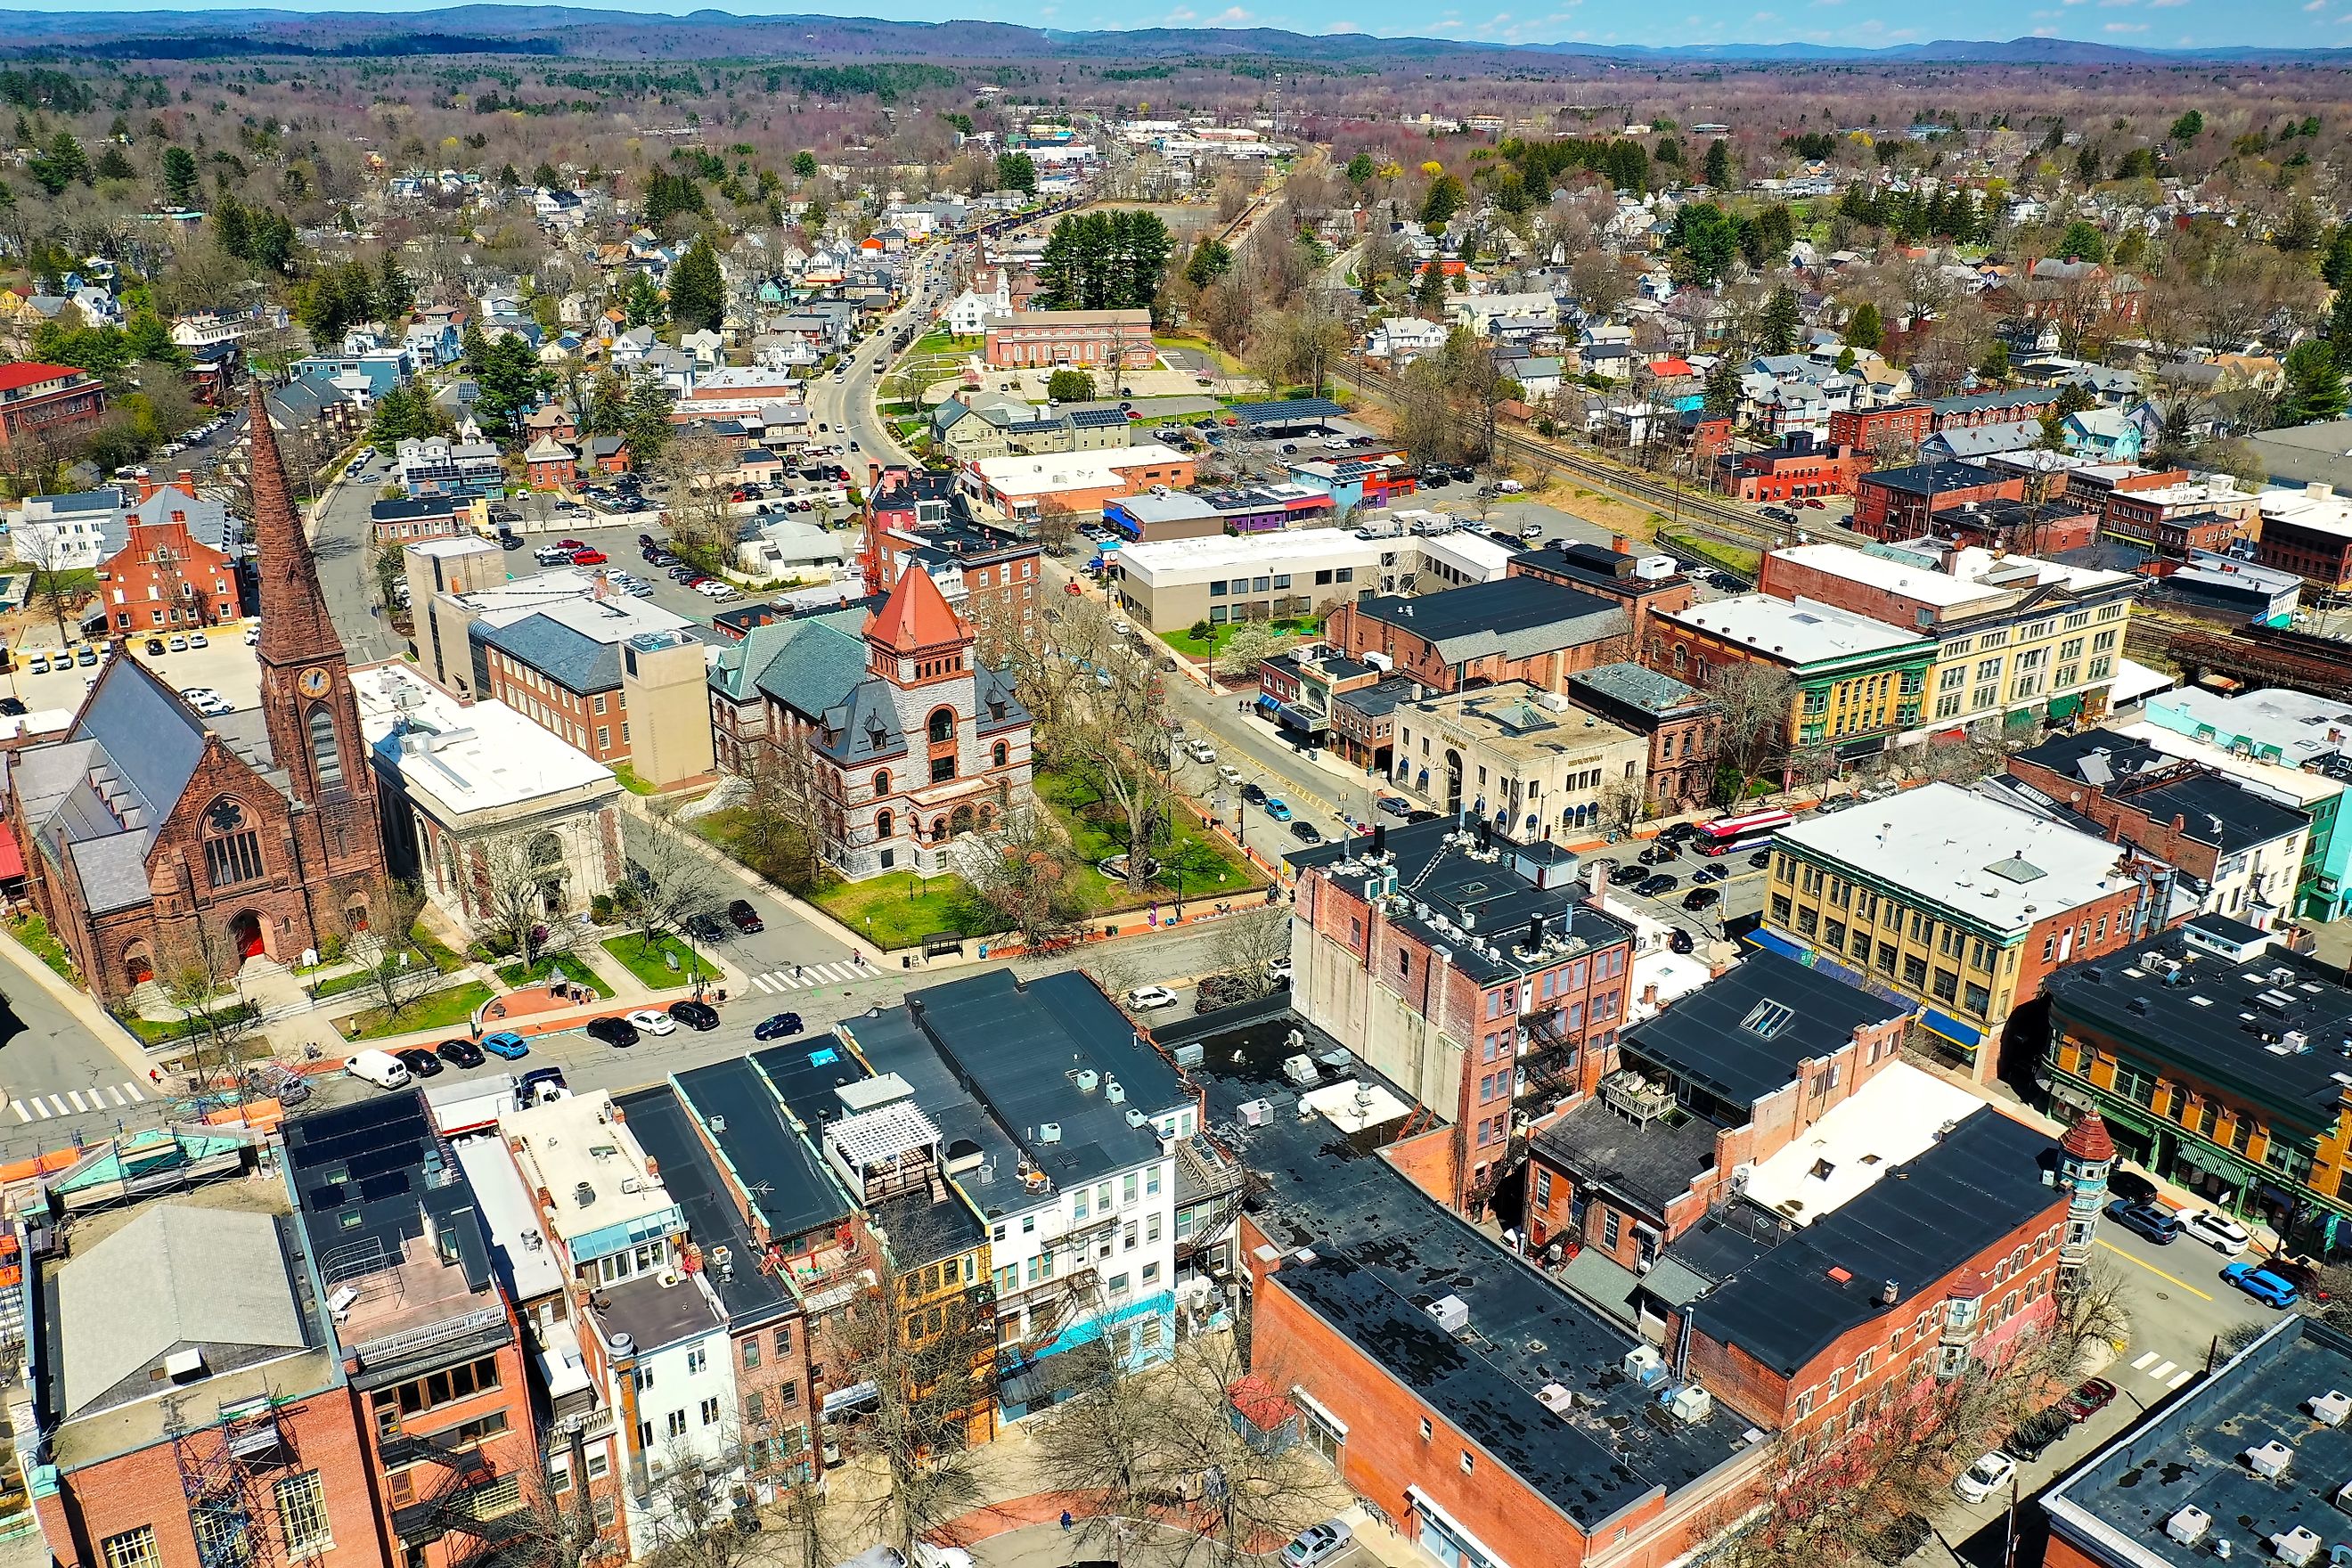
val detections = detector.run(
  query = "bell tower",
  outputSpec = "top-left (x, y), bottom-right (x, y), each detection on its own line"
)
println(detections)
top-left (2055, 1107), bottom-right (2116, 1296)
top-left (246, 382), bottom-right (385, 881)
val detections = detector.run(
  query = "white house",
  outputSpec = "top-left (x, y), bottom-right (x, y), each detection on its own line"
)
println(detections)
top-left (943, 268), bottom-right (1012, 336)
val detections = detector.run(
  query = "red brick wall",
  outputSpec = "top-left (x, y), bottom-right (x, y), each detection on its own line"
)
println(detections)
top-left (1322, 603), bottom-right (1632, 695)
top-left (1828, 406), bottom-right (1930, 451)
top-left (1852, 473), bottom-right (2027, 540)
top-left (362, 1338), bottom-right (538, 1568)
top-left (2257, 517), bottom-right (2352, 590)
top-left (99, 519), bottom-right (242, 632)
top-left (2011, 883), bottom-right (2152, 1006)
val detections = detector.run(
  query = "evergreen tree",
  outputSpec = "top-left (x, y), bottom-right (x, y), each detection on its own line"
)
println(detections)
top-left (159, 144), bottom-right (198, 208)
top-left (2331, 289), bottom-right (2352, 374)
top-left (622, 376), bottom-right (674, 467)
top-left (1344, 151), bottom-right (1376, 185)
top-left (1845, 301), bottom-right (1883, 352)
top-left (1413, 258), bottom-right (1448, 319)
top-left (474, 333), bottom-right (551, 438)
top-left (1184, 237), bottom-right (1234, 290)
top-left (531, 160), bottom-right (561, 190)
top-left (1420, 173), bottom-right (1466, 228)
top-left (1703, 138), bottom-right (1733, 191)
top-left (2277, 339), bottom-right (2348, 427)
top-left (461, 319), bottom-right (492, 375)
top-left (1702, 355), bottom-right (1742, 417)
top-left (621, 270), bottom-right (664, 327)
top-left (378, 252), bottom-right (415, 321)
top-left (2054, 219), bottom-right (2107, 264)
top-left (996, 151), bottom-right (1037, 194)
top-left (792, 150), bottom-right (818, 179)
top-left (2323, 226), bottom-right (2352, 291)
top-left (585, 372), bottom-right (629, 437)
top-left (92, 144), bottom-right (134, 182)
top-left (29, 132), bottom-right (88, 196)
top-left (1669, 202), bottom-right (1741, 288)
top-left (666, 236), bottom-right (726, 333)
top-left (1759, 287), bottom-right (1801, 355)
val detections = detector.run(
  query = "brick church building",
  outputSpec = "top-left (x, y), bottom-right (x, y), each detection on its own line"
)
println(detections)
top-left (8, 382), bottom-right (388, 1000)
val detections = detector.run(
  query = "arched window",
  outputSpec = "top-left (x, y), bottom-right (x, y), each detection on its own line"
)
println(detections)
top-left (872, 770), bottom-right (891, 796)
top-left (927, 707), bottom-right (955, 744)
top-left (992, 740), bottom-right (1009, 768)
top-left (876, 809), bottom-right (894, 840)
top-left (202, 796), bottom-right (265, 889)
top-left (308, 706), bottom-right (344, 790)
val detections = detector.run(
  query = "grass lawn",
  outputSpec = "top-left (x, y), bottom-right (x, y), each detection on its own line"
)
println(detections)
top-left (497, 953), bottom-right (615, 999)
top-left (1658, 527), bottom-right (1762, 580)
top-left (8, 913), bottom-right (77, 984)
top-left (610, 763), bottom-right (657, 796)
top-left (1160, 617), bottom-right (1319, 660)
top-left (808, 873), bottom-right (998, 950)
top-left (122, 1005), bottom-right (262, 1047)
top-left (602, 932), bottom-right (716, 988)
top-left (1033, 769), bottom-right (1266, 912)
top-left (342, 981), bottom-right (494, 1041)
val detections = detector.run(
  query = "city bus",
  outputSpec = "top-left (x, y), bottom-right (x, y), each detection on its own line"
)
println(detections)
top-left (1693, 808), bottom-right (1794, 856)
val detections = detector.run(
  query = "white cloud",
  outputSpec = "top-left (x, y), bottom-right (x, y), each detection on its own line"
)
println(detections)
top-left (1327, 17), bottom-right (1363, 28)
top-left (1206, 4), bottom-right (1253, 18)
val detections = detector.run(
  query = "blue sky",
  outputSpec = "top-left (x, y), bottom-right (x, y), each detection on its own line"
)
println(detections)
top-left (19, 0), bottom-right (2323, 52)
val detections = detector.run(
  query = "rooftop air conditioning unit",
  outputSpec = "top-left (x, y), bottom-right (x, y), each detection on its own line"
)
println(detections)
top-left (1075, 1069), bottom-right (1101, 1093)
top-left (1284, 1055), bottom-right (1319, 1087)
top-left (1038, 1122), bottom-right (1062, 1144)
top-left (2312, 1391), bottom-right (2352, 1427)
top-left (1663, 1384), bottom-right (1714, 1424)
top-left (1173, 1043), bottom-right (1205, 1069)
top-left (2164, 1506), bottom-right (2210, 1547)
top-left (1238, 1099), bottom-right (1274, 1128)
top-left (1624, 1344), bottom-right (1666, 1385)
top-left (1426, 1295), bottom-right (1469, 1335)
top-left (1105, 1079), bottom-right (1127, 1105)
top-left (2271, 1526), bottom-right (2322, 1568)
top-left (2248, 1440), bottom-right (2295, 1480)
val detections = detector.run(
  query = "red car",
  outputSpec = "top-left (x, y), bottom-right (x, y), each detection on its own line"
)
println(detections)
top-left (1064, 580), bottom-right (1084, 595)
top-left (571, 548), bottom-right (608, 565)
top-left (2057, 1377), bottom-right (2118, 1423)
top-left (556, 537), bottom-right (585, 551)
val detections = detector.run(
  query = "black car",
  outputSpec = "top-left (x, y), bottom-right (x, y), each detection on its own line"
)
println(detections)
top-left (2003, 1408), bottom-right (2077, 1463)
top-left (1637, 842), bottom-right (1679, 865)
top-left (1747, 849), bottom-right (1775, 870)
top-left (669, 1000), bottom-right (721, 1032)
top-left (1668, 927), bottom-right (1696, 954)
top-left (727, 899), bottom-right (764, 934)
top-left (1654, 821), bottom-right (1698, 845)
top-left (144, 637), bottom-right (167, 655)
top-left (1691, 863), bottom-right (1728, 884)
top-left (498, 533), bottom-right (524, 551)
top-left (0, 697), bottom-right (23, 716)
top-left (1290, 821), bottom-right (1325, 845)
top-left (685, 912), bottom-right (726, 943)
top-left (584, 1016), bottom-right (640, 1048)
top-left (437, 1037), bottom-right (486, 1069)
top-left (1635, 873), bottom-right (1680, 897)
top-left (1241, 781), bottom-right (1268, 805)
top-left (1682, 886), bottom-right (1721, 911)
top-left (395, 1047), bottom-right (445, 1079)
top-left (754, 1011), bottom-right (804, 1041)
top-left (2106, 1198), bottom-right (2184, 1245)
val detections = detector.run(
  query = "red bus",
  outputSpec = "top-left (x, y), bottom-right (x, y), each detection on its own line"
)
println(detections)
top-left (1693, 808), bottom-right (1794, 856)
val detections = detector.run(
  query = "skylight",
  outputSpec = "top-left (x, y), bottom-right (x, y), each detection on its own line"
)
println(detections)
top-left (1741, 1000), bottom-right (1794, 1039)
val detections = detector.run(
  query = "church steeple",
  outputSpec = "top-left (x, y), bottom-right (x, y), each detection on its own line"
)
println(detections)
top-left (246, 383), bottom-right (378, 852)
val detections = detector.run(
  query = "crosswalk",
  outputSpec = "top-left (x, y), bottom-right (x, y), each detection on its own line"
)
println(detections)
top-left (2129, 1349), bottom-right (2199, 1392)
top-left (744, 957), bottom-right (881, 994)
top-left (11, 1081), bottom-right (149, 1122)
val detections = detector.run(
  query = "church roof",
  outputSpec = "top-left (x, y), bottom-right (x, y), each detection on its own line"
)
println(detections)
top-left (863, 564), bottom-right (966, 655)
top-left (817, 677), bottom-right (909, 766)
top-left (745, 616), bottom-right (871, 720)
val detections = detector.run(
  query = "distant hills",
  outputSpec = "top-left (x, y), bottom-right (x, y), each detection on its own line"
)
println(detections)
top-left (0, 5), bottom-right (2340, 65)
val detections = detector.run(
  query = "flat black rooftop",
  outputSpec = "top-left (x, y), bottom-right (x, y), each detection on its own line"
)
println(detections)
top-left (2044, 927), bottom-right (2352, 1130)
top-left (614, 1085), bottom-right (796, 1327)
top-left (2042, 1315), bottom-right (2352, 1568)
top-left (1859, 460), bottom-right (2003, 496)
top-left (1184, 1010), bottom-right (1757, 1531)
top-left (1286, 817), bottom-right (1634, 986)
top-left (1678, 1107), bottom-right (2059, 1376)
top-left (1348, 576), bottom-right (1626, 654)
top-left (674, 1058), bottom-right (853, 1249)
top-left (821, 1009), bottom-right (1028, 1221)
top-left (1621, 950), bottom-right (1910, 1109)
top-left (1531, 1098), bottom-right (1719, 1220)
top-left (283, 1093), bottom-right (492, 1297)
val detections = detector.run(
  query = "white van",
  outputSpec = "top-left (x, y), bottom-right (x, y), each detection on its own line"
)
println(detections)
top-left (346, 1049), bottom-right (412, 1090)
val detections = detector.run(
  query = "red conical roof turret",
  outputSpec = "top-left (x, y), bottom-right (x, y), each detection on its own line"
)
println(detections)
top-left (2062, 1108), bottom-right (2116, 1164)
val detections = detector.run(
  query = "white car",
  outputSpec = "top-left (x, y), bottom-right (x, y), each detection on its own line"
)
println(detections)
top-left (346, 1049), bottom-right (412, 1090)
top-left (1520, 521), bottom-right (1545, 539)
top-left (1218, 764), bottom-right (1244, 787)
top-left (189, 631), bottom-right (208, 648)
top-left (1111, 617), bottom-right (1132, 636)
top-left (2182, 1209), bottom-right (2251, 1255)
top-left (244, 625), bottom-right (260, 646)
top-left (1952, 1450), bottom-right (2016, 1504)
top-left (1187, 739), bottom-right (1217, 764)
top-left (1125, 984), bottom-right (1180, 1011)
top-left (625, 1009), bottom-right (678, 1036)
top-left (1495, 478), bottom-right (1524, 494)
top-left (1280, 1521), bottom-right (1353, 1568)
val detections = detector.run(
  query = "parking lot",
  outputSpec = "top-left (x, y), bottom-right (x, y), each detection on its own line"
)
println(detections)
top-left (3, 622), bottom-right (264, 719)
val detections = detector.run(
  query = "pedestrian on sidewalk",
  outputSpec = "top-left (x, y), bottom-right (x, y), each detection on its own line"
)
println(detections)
top-left (1060, 1512), bottom-right (1074, 1534)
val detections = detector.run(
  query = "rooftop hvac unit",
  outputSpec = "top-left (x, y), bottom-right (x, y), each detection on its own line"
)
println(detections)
top-left (1284, 1055), bottom-right (1320, 1087)
top-left (1238, 1099), bottom-right (1274, 1128)
top-left (2164, 1506), bottom-right (2210, 1547)
top-left (1536, 1383), bottom-right (1573, 1414)
top-left (1427, 1294), bottom-right (1469, 1335)
top-left (1105, 1079), bottom-right (1127, 1105)
top-left (1039, 1122), bottom-right (1063, 1144)
top-left (1075, 1069), bottom-right (1101, 1093)
top-left (2272, 1526), bottom-right (2323, 1568)
top-left (1662, 1384), bottom-right (1714, 1425)
top-left (2312, 1391), bottom-right (2352, 1427)
top-left (2248, 1440), bottom-right (2295, 1479)
top-left (1623, 1344), bottom-right (1667, 1385)
top-left (1125, 1109), bottom-right (1148, 1128)
top-left (1173, 1043), bottom-right (1205, 1069)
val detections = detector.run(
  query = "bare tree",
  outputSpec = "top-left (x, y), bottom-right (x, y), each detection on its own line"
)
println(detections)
top-left (339, 878), bottom-right (440, 1025)
top-left (955, 805), bottom-right (1082, 951)
top-left (1210, 908), bottom-right (1292, 1000)
top-left (500, 1447), bottom-right (616, 1568)
top-left (658, 431), bottom-right (745, 565)
top-left (728, 729), bottom-right (826, 894)
top-left (473, 829), bottom-right (590, 973)
top-left (639, 1450), bottom-right (762, 1568)
top-left (1031, 495), bottom-right (1080, 556)
top-left (17, 527), bottom-right (88, 650)
top-left (617, 804), bottom-right (731, 963)
top-left (1702, 661), bottom-right (1799, 805)
top-left (1595, 776), bottom-right (1646, 837)
top-left (156, 918), bottom-right (262, 1084)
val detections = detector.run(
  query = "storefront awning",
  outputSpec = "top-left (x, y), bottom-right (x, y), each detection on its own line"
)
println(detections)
top-left (2174, 1143), bottom-right (2231, 1179)
top-left (2047, 692), bottom-right (2085, 721)
top-left (1918, 1009), bottom-right (1983, 1049)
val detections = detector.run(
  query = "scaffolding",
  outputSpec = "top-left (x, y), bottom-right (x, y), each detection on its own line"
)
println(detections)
top-left (165, 1392), bottom-right (297, 1568)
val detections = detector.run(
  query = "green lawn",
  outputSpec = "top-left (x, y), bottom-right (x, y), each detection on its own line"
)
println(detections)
top-left (497, 954), bottom-right (615, 999)
top-left (342, 982), bottom-right (494, 1041)
top-left (123, 1005), bottom-right (262, 1047)
top-left (1160, 617), bottom-right (1319, 660)
top-left (1659, 527), bottom-right (1762, 580)
top-left (602, 932), bottom-right (715, 988)
top-left (8, 913), bottom-right (77, 984)
top-left (809, 873), bottom-right (997, 951)
top-left (610, 763), bottom-right (657, 796)
top-left (1033, 768), bottom-right (1266, 912)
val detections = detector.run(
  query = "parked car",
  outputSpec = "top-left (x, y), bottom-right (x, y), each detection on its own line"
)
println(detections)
top-left (436, 1037), bottom-right (486, 1069)
top-left (0, 698), bottom-right (25, 717)
top-left (755, 1011), bottom-right (804, 1041)
top-left (727, 898), bottom-right (765, 933)
top-left (1290, 821), bottom-right (1324, 844)
top-left (1264, 797), bottom-right (1294, 821)
top-left (1747, 849), bottom-right (1775, 870)
top-left (2223, 1261), bottom-right (2301, 1309)
top-left (480, 1031), bottom-right (530, 1060)
top-left (1376, 795), bottom-right (1412, 817)
top-left (1126, 984), bottom-right (1180, 1011)
top-left (1281, 1520), bottom-right (1353, 1568)
top-left (345, 1049), bottom-right (412, 1090)
top-left (1637, 842), bottom-right (1678, 865)
top-left (395, 1047), bottom-right (445, 1080)
top-left (144, 637), bottom-right (166, 655)
top-left (519, 1066), bottom-right (569, 1103)
top-left (2106, 1199), bottom-right (2184, 1245)
top-left (668, 999), bottom-right (721, 1031)
top-left (2266, 1257), bottom-right (2334, 1302)
top-left (2057, 1377), bottom-right (2119, 1422)
top-left (242, 1062), bottom-right (313, 1107)
top-left (1186, 739), bottom-right (1217, 764)
top-left (1952, 1450), bottom-right (2016, 1504)
top-left (1241, 781), bottom-right (1268, 805)
top-left (625, 1009), bottom-right (678, 1036)
top-left (584, 1016), bottom-right (640, 1048)
top-left (2183, 1210), bottom-right (2251, 1255)
top-left (2002, 1408), bottom-right (2076, 1462)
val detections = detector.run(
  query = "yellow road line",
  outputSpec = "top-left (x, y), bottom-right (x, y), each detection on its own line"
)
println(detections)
top-left (2096, 1238), bottom-right (2215, 1302)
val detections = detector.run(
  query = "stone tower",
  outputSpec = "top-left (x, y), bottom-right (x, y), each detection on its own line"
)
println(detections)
top-left (246, 381), bottom-right (388, 919)
top-left (2055, 1107), bottom-right (2116, 1296)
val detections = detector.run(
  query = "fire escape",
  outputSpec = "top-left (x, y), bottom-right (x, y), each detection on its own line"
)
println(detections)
top-left (1515, 1007), bottom-right (1580, 1108)
top-left (380, 1426), bottom-right (529, 1567)
top-left (167, 1393), bottom-right (297, 1568)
